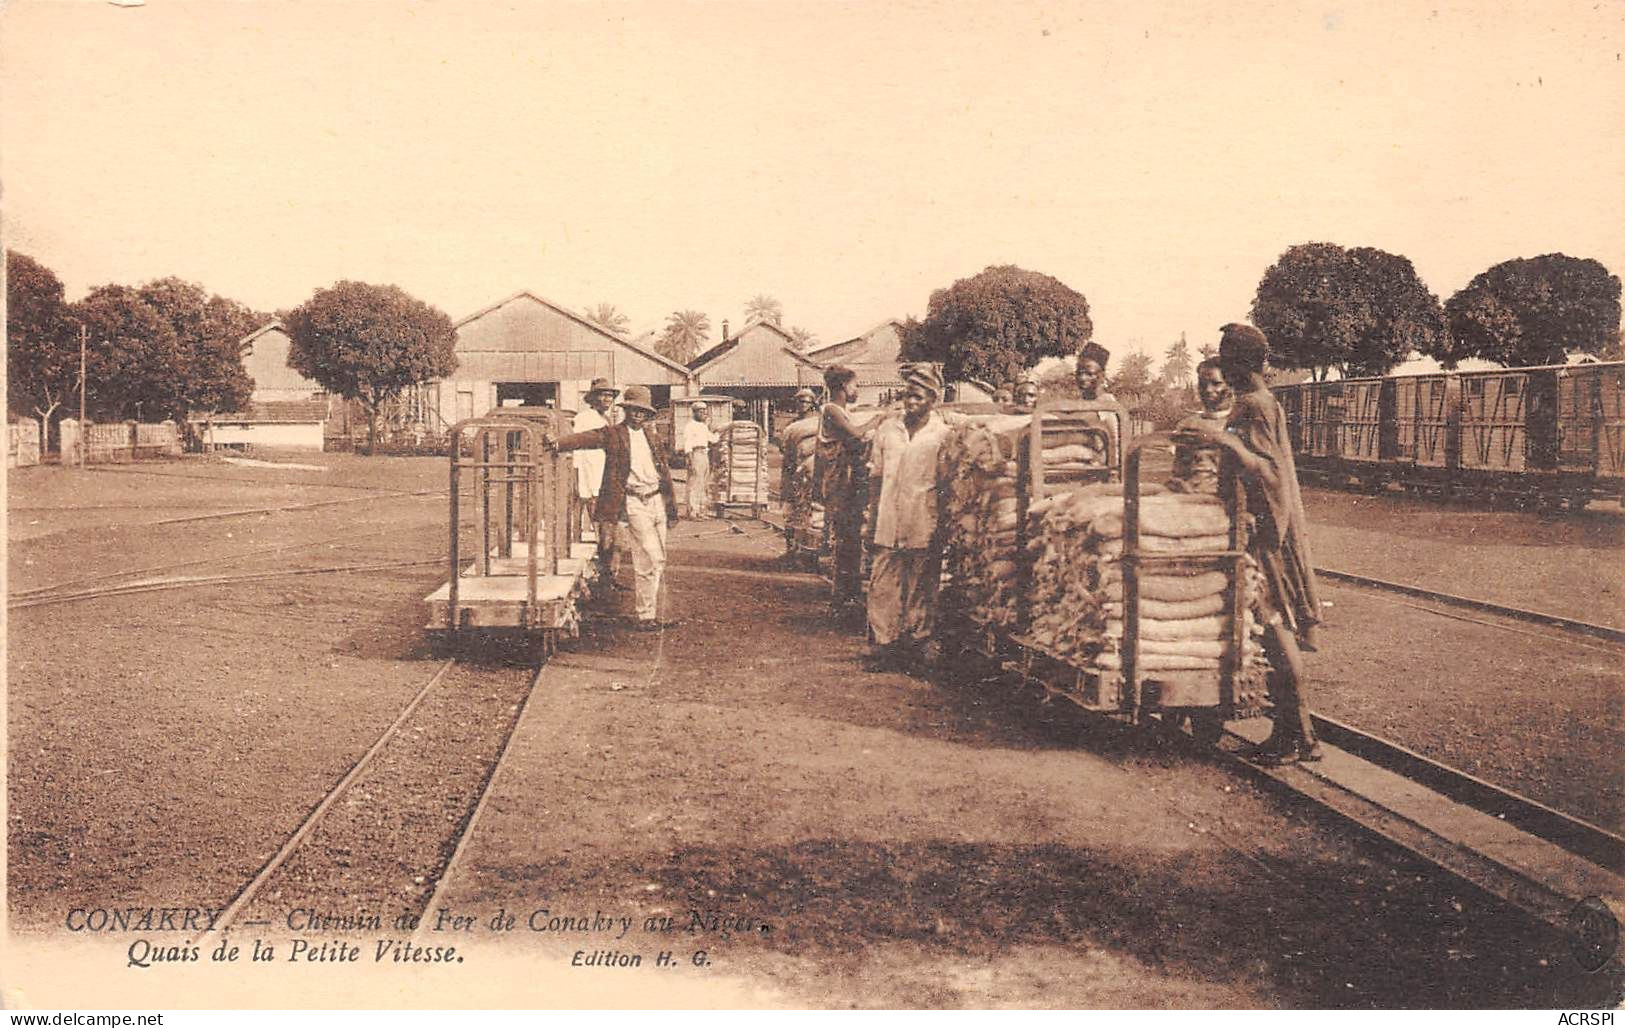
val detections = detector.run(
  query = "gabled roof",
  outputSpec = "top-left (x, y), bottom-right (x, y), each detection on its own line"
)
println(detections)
top-left (456, 290), bottom-right (692, 379)
top-left (689, 321), bottom-right (826, 387)
top-left (806, 319), bottom-right (906, 365)
top-left (238, 321), bottom-right (286, 350)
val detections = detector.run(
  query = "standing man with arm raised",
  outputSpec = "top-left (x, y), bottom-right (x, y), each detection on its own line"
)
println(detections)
top-left (816, 365), bottom-right (885, 619)
top-left (551, 385), bottom-right (680, 632)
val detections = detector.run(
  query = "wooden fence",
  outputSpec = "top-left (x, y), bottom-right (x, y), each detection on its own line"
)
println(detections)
top-left (59, 419), bottom-right (182, 464)
top-left (8, 421), bottom-right (42, 467)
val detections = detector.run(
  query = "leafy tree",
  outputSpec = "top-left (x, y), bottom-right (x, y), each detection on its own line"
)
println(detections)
top-left (284, 281), bottom-right (457, 453)
top-left (1161, 333), bottom-right (1194, 390)
top-left (658, 310), bottom-right (711, 365)
top-left (137, 277), bottom-right (255, 416)
top-left (71, 285), bottom-right (186, 421)
top-left (1106, 351), bottom-right (1156, 402)
top-left (584, 302), bottom-right (631, 336)
top-left (788, 326), bottom-right (817, 351)
top-left (1439, 254), bottom-right (1621, 367)
top-left (899, 264), bottom-right (1093, 385)
top-left (744, 295), bottom-right (782, 327)
top-left (6, 251), bottom-right (78, 439)
top-left (1251, 242), bottom-right (1445, 381)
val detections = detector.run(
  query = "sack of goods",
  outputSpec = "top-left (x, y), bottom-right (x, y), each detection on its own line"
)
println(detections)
top-left (935, 414), bottom-right (1032, 630)
top-left (1024, 483), bottom-right (1271, 695)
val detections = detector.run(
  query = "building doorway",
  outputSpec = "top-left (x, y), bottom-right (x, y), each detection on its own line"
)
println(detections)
top-left (496, 382), bottom-right (557, 408)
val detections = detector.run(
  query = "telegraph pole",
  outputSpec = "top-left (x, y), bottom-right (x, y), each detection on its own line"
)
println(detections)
top-left (79, 324), bottom-right (88, 468)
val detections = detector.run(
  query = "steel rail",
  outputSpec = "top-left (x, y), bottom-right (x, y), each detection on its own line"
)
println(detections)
top-left (205, 659), bottom-right (461, 937)
top-left (7, 559), bottom-right (443, 610)
top-left (1309, 712), bottom-right (1624, 873)
top-left (1314, 566), bottom-right (1624, 643)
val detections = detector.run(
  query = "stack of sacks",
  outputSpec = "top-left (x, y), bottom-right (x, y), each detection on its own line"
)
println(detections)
top-left (1024, 484), bottom-right (1271, 696)
top-left (935, 414), bottom-right (1031, 629)
top-left (791, 448), bottom-right (824, 549)
top-left (1038, 438), bottom-right (1107, 476)
top-left (722, 423), bottom-right (762, 502)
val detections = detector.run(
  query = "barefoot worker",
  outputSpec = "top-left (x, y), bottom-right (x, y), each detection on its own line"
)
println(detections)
top-left (1178, 323), bottom-right (1323, 764)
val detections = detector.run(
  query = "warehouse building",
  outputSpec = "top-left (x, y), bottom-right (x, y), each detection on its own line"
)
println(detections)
top-left (687, 319), bottom-right (826, 427)
top-left (191, 323), bottom-right (335, 450)
top-left (429, 291), bottom-right (693, 426)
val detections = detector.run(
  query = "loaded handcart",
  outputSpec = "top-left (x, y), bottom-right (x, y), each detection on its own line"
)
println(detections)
top-left (424, 412), bottom-right (599, 657)
top-left (1004, 426), bottom-right (1269, 741)
top-left (716, 420), bottom-right (768, 517)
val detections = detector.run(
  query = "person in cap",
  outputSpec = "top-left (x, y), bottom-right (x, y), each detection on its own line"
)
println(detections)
top-left (864, 362), bottom-right (950, 672)
top-left (1012, 376), bottom-right (1041, 411)
top-left (573, 378), bottom-right (622, 582)
top-left (816, 365), bottom-right (887, 616)
top-left (1176, 323), bottom-right (1322, 763)
top-left (993, 383), bottom-right (1015, 405)
top-left (550, 385), bottom-right (679, 631)
top-left (777, 387), bottom-right (823, 564)
top-left (1074, 342), bottom-right (1114, 402)
top-left (680, 401), bottom-right (720, 519)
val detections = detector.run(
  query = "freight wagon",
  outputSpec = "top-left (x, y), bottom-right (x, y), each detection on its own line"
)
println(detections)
top-left (1274, 360), bottom-right (1625, 510)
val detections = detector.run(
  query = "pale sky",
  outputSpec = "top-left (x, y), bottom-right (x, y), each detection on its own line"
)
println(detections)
top-left (3, 0), bottom-right (1622, 361)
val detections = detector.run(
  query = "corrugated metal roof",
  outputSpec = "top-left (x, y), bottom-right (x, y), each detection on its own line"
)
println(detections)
top-left (691, 322), bottom-right (825, 387)
top-left (807, 320), bottom-right (905, 365)
top-left (453, 291), bottom-right (691, 383)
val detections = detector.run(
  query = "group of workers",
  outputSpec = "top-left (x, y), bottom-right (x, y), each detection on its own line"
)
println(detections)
top-left (546, 322), bottom-right (1322, 765)
top-left (779, 326), bottom-right (1322, 766)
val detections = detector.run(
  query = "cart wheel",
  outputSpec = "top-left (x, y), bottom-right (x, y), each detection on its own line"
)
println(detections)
top-left (1190, 711), bottom-right (1226, 747)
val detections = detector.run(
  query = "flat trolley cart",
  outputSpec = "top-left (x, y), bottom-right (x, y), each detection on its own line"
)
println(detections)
top-left (716, 419), bottom-right (767, 517)
top-left (423, 413), bottom-right (598, 657)
top-left (1005, 430), bottom-right (1266, 742)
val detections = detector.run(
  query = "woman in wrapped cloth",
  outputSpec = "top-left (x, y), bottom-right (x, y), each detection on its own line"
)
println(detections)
top-left (1177, 324), bottom-right (1323, 764)
top-left (816, 365), bottom-right (886, 616)
top-left (777, 387), bottom-right (822, 566)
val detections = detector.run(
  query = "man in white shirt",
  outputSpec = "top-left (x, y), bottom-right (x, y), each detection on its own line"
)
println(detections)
top-left (865, 363), bottom-right (950, 672)
top-left (550, 385), bottom-right (679, 631)
top-left (573, 378), bottom-right (620, 581)
top-left (680, 401), bottom-right (719, 519)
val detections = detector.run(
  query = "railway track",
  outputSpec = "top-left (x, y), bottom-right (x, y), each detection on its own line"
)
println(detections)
top-left (1315, 566), bottom-right (1624, 644)
top-left (208, 657), bottom-right (549, 941)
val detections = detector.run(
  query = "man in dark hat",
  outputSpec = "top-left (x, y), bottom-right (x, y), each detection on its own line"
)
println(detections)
top-left (574, 377), bottom-right (621, 581)
top-left (865, 362), bottom-right (950, 672)
top-left (1075, 342), bottom-right (1114, 402)
top-left (550, 385), bottom-right (679, 631)
top-left (1176, 322), bottom-right (1322, 763)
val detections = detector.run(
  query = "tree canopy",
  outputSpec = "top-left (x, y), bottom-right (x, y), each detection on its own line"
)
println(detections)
top-left (284, 281), bottom-right (457, 452)
top-left (584, 303), bottom-right (631, 337)
top-left (1251, 243), bottom-right (1445, 381)
top-left (658, 310), bottom-right (710, 365)
top-left (71, 284), bottom-right (187, 421)
top-left (6, 250), bottom-right (78, 426)
top-left (744, 295), bottom-right (782, 327)
top-left (900, 264), bottom-right (1093, 385)
top-left (1107, 351), bottom-right (1156, 401)
top-left (137, 277), bottom-right (256, 415)
top-left (1161, 334), bottom-right (1194, 390)
top-left (1438, 254), bottom-right (1621, 368)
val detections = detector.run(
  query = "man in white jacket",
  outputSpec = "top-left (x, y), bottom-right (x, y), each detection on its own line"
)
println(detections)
top-left (574, 378), bottom-right (620, 582)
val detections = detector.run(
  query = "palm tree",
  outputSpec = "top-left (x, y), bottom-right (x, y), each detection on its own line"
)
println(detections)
top-left (1162, 333), bottom-right (1194, 391)
top-left (744, 294), bottom-right (783, 326)
top-left (583, 303), bottom-right (630, 336)
top-left (658, 310), bottom-right (711, 364)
